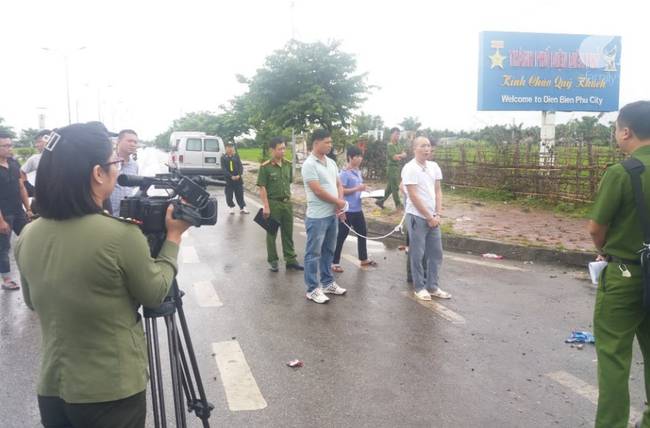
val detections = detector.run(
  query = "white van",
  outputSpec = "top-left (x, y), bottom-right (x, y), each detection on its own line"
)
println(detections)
top-left (168, 131), bottom-right (226, 177)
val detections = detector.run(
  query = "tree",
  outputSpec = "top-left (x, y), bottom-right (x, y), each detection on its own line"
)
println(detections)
top-left (0, 117), bottom-right (15, 138)
top-left (352, 112), bottom-right (384, 136)
top-left (399, 116), bottom-right (422, 131)
top-left (15, 128), bottom-right (40, 148)
top-left (237, 40), bottom-right (369, 133)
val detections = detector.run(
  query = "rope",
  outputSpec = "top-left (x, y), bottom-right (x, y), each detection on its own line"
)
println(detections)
top-left (340, 212), bottom-right (407, 241)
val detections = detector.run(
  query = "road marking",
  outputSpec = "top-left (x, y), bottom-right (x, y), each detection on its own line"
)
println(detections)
top-left (546, 371), bottom-right (642, 427)
top-left (192, 281), bottom-right (222, 307)
top-left (246, 198), bottom-right (263, 209)
top-left (180, 246), bottom-right (200, 264)
top-left (212, 341), bottom-right (267, 411)
top-left (401, 291), bottom-right (466, 324)
top-left (446, 255), bottom-right (527, 272)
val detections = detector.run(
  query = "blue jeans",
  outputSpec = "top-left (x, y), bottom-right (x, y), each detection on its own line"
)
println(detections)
top-left (304, 215), bottom-right (338, 293)
top-left (406, 214), bottom-right (443, 292)
top-left (0, 213), bottom-right (28, 276)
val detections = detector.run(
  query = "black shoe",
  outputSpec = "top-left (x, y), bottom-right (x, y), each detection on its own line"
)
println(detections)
top-left (286, 262), bottom-right (304, 271)
top-left (269, 262), bottom-right (279, 272)
top-left (375, 199), bottom-right (384, 209)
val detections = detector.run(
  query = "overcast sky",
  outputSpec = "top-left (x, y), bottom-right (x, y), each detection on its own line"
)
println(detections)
top-left (2, 0), bottom-right (649, 140)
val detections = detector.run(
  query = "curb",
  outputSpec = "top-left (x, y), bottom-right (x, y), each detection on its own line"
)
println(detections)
top-left (239, 179), bottom-right (593, 268)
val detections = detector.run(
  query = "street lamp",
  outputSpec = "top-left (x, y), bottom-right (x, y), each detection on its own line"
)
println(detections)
top-left (41, 46), bottom-right (86, 125)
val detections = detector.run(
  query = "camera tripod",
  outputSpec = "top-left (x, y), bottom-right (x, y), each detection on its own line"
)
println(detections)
top-left (142, 234), bottom-right (214, 427)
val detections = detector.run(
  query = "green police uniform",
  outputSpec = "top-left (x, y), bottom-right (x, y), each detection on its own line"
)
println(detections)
top-left (590, 145), bottom-right (650, 428)
top-left (257, 158), bottom-right (298, 266)
top-left (382, 141), bottom-right (406, 208)
top-left (14, 213), bottom-right (178, 404)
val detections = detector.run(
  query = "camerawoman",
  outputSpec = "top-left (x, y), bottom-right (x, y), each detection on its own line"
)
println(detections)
top-left (14, 122), bottom-right (192, 428)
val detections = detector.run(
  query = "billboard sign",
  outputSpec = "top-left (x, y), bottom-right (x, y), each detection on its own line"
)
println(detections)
top-left (477, 31), bottom-right (621, 112)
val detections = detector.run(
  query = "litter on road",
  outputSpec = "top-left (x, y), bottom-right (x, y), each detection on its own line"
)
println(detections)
top-left (565, 331), bottom-right (595, 344)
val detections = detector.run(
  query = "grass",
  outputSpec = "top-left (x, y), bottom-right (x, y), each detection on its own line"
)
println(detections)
top-left (237, 148), bottom-right (293, 163)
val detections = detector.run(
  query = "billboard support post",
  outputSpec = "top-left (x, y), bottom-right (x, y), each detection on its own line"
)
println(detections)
top-left (540, 111), bottom-right (556, 167)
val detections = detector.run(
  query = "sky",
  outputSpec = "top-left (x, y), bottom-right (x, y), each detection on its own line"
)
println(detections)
top-left (2, 0), bottom-right (649, 140)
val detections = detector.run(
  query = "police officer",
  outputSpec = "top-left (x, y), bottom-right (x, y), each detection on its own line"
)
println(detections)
top-left (376, 127), bottom-right (406, 210)
top-left (257, 137), bottom-right (303, 273)
top-left (15, 123), bottom-right (191, 428)
top-left (588, 100), bottom-right (650, 428)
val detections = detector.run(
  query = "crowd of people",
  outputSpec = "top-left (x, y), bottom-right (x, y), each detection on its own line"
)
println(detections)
top-left (1, 101), bottom-right (649, 427)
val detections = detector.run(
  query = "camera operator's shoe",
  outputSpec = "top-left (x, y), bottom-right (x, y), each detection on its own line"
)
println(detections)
top-left (240, 208), bottom-right (250, 214)
top-left (229, 207), bottom-right (235, 215)
top-left (430, 288), bottom-right (452, 299)
top-left (269, 262), bottom-right (279, 272)
top-left (414, 289), bottom-right (431, 301)
top-left (286, 262), bottom-right (304, 271)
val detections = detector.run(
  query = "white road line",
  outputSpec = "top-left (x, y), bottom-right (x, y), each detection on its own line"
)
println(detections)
top-left (401, 291), bottom-right (466, 324)
top-left (245, 198), bottom-right (263, 209)
top-left (192, 281), bottom-right (222, 307)
top-left (212, 341), bottom-right (267, 411)
top-left (446, 255), bottom-right (528, 272)
top-left (180, 246), bottom-right (200, 264)
top-left (546, 371), bottom-right (642, 427)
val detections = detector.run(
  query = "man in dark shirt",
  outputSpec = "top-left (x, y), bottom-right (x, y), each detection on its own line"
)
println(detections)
top-left (0, 132), bottom-right (31, 290)
top-left (220, 142), bottom-right (249, 215)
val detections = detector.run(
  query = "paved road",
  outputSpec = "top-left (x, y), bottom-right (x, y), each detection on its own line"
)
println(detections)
top-left (0, 149), bottom-right (646, 427)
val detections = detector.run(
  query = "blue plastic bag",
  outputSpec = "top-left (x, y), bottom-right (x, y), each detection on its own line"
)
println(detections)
top-left (565, 331), bottom-right (595, 344)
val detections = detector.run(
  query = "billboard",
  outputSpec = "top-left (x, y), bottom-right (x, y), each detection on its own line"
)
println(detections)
top-left (477, 31), bottom-right (621, 112)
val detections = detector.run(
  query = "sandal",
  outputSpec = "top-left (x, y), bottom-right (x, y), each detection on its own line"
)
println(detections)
top-left (360, 260), bottom-right (378, 267)
top-left (331, 264), bottom-right (344, 273)
top-left (1, 280), bottom-right (19, 291)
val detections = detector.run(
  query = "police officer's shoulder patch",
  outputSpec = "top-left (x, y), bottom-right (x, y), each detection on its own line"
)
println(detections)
top-left (261, 160), bottom-right (272, 167)
top-left (282, 158), bottom-right (292, 165)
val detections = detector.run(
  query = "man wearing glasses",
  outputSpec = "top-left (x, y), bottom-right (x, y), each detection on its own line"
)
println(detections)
top-left (109, 129), bottom-right (139, 216)
top-left (0, 132), bottom-right (31, 290)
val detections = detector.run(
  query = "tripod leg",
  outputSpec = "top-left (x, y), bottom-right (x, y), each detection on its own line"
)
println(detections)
top-left (151, 318), bottom-right (167, 428)
top-left (146, 318), bottom-right (161, 428)
top-left (176, 299), bottom-right (213, 426)
top-left (165, 315), bottom-right (186, 428)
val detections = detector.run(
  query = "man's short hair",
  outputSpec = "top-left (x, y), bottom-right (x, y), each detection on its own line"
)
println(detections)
top-left (346, 145), bottom-right (363, 161)
top-left (618, 101), bottom-right (650, 140)
top-left (0, 131), bottom-right (12, 139)
top-left (117, 129), bottom-right (137, 140)
top-left (269, 137), bottom-right (285, 149)
top-left (390, 127), bottom-right (400, 134)
top-left (35, 129), bottom-right (52, 140)
top-left (225, 142), bottom-right (234, 148)
top-left (311, 129), bottom-right (331, 144)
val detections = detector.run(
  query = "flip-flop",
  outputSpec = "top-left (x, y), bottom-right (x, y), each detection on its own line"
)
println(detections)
top-left (360, 260), bottom-right (378, 267)
top-left (1, 281), bottom-right (19, 291)
top-left (331, 265), bottom-right (344, 273)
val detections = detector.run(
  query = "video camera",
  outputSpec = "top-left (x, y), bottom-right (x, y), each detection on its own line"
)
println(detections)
top-left (118, 172), bottom-right (224, 234)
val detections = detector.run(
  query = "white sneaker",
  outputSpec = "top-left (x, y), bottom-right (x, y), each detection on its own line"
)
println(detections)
top-left (229, 207), bottom-right (235, 215)
top-left (306, 288), bottom-right (330, 304)
top-left (414, 289), bottom-right (431, 301)
top-left (430, 288), bottom-right (452, 299)
top-left (240, 208), bottom-right (250, 214)
top-left (322, 282), bottom-right (346, 295)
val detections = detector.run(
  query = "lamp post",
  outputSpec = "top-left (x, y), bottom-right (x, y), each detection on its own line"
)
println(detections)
top-left (41, 46), bottom-right (86, 125)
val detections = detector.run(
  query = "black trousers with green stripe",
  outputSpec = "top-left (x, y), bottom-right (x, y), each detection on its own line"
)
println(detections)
top-left (38, 391), bottom-right (146, 428)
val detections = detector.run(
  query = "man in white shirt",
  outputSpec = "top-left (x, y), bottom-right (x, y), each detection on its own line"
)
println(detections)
top-left (402, 136), bottom-right (451, 301)
top-left (21, 129), bottom-right (50, 192)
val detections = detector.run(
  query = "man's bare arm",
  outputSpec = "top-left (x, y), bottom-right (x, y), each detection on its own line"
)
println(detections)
top-left (588, 220), bottom-right (608, 253)
top-left (307, 180), bottom-right (344, 207)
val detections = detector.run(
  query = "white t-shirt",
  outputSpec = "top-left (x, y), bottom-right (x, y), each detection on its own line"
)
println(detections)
top-left (401, 158), bottom-right (443, 219)
top-left (21, 153), bottom-right (42, 186)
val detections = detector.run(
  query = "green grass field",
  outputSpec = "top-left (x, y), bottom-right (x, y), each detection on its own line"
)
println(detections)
top-left (237, 148), bottom-right (293, 163)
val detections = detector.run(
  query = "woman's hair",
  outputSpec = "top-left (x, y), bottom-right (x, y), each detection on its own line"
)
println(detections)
top-left (346, 145), bottom-right (363, 161)
top-left (35, 122), bottom-right (114, 220)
